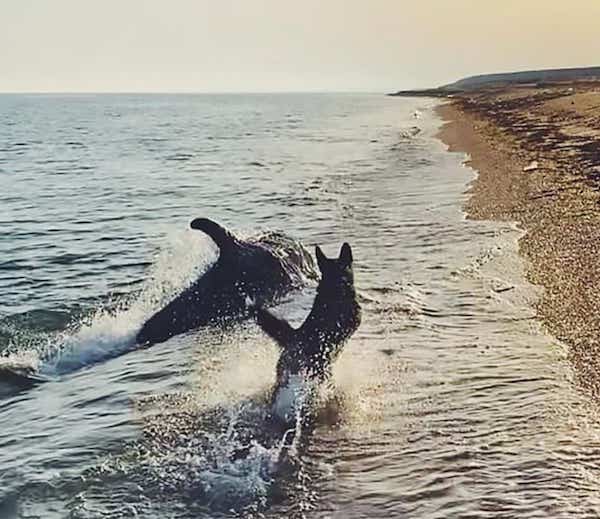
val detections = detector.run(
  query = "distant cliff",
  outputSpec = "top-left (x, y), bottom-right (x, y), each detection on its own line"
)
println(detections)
top-left (447, 66), bottom-right (600, 90)
top-left (389, 66), bottom-right (600, 97)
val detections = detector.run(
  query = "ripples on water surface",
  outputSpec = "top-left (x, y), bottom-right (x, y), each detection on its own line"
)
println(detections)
top-left (1, 94), bottom-right (600, 518)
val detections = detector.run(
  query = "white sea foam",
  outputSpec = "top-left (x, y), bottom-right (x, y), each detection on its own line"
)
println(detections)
top-left (40, 229), bottom-right (216, 376)
top-left (272, 372), bottom-right (313, 424)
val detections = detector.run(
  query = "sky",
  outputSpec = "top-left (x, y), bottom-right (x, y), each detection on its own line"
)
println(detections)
top-left (2, 0), bottom-right (600, 93)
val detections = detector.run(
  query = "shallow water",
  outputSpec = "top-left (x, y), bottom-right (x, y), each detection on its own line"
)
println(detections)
top-left (1, 93), bottom-right (600, 518)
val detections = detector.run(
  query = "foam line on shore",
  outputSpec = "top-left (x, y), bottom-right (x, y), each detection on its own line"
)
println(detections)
top-left (434, 83), bottom-right (600, 398)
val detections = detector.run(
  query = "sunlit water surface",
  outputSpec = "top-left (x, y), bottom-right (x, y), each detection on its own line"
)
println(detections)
top-left (1, 94), bottom-right (600, 518)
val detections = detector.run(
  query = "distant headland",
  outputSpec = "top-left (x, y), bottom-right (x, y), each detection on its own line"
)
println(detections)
top-left (389, 65), bottom-right (600, 97)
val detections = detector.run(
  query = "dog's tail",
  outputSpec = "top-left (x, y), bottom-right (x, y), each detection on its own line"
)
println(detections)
top-left (252, 305), bottom-right (295, 349)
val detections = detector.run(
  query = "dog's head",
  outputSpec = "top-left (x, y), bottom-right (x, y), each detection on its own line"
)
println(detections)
top-left (315, 242), bottom-right (355, 290)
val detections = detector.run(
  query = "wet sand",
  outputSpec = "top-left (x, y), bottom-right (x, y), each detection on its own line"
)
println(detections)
top-left (436, 82), bottom-right (600, 397)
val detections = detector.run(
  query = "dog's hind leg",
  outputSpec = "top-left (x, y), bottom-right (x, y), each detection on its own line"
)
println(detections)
top-left (255, 307), bottom-right (295, 348)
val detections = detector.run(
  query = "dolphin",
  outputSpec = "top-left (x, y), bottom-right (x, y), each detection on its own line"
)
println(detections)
top-left (136, 218), bottom-right (317, 346)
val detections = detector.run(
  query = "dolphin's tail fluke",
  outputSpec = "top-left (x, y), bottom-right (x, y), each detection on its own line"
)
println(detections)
top-left (190, 218), bottom-right (238, 254)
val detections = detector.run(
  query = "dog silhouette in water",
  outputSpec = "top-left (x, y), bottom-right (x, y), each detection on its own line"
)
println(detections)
top-left (137, 218), bottom-right (317, 346)
top-left (253, 242), bottom-right (361, 425)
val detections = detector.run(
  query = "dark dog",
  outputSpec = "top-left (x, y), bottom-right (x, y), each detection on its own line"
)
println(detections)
top-left (254, 242), bottom-right (361, 424)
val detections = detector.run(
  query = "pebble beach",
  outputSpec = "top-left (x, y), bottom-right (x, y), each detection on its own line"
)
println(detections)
top-left (437, 82), bottom-right (600, 397)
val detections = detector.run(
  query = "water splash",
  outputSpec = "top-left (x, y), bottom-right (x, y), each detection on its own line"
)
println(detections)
top-left (271, 372), bottom-right (319, 431)
top-left (87, 394), bottom-right (309, 515)
top-left (75, 325), bottom-right (375, 515)
top-left (7, 229), bottom-right (217, 378)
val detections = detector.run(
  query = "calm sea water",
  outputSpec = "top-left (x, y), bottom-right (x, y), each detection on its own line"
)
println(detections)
top-left (1, 93), bottom-right (600, 518)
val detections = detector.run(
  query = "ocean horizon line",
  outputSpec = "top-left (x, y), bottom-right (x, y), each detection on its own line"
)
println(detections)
top-left (0, 89), bottom-right (388, 96)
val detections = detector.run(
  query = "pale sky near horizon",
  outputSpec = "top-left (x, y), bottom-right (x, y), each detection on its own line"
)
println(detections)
top-left (2, 0), bottom-right (600, 93)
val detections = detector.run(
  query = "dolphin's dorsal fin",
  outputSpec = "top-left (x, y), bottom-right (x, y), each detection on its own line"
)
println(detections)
top-left (190, 218), bottom-right (238, 257)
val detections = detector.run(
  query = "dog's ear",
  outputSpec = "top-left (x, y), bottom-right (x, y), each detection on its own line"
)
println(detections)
top-left (315, 245), bottom-right (328, 272)
top-left (339, 242), bottom-right (353, 267)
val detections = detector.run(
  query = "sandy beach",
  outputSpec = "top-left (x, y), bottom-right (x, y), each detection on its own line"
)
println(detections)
top-left (437, 82), bottom-right (600, 397)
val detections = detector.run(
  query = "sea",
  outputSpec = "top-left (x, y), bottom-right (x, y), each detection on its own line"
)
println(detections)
top-left (1, 93), bottom-right (600, 518)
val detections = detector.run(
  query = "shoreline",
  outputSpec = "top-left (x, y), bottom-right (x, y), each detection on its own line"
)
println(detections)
top-left (434, 83), bottom-right (600, 398)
